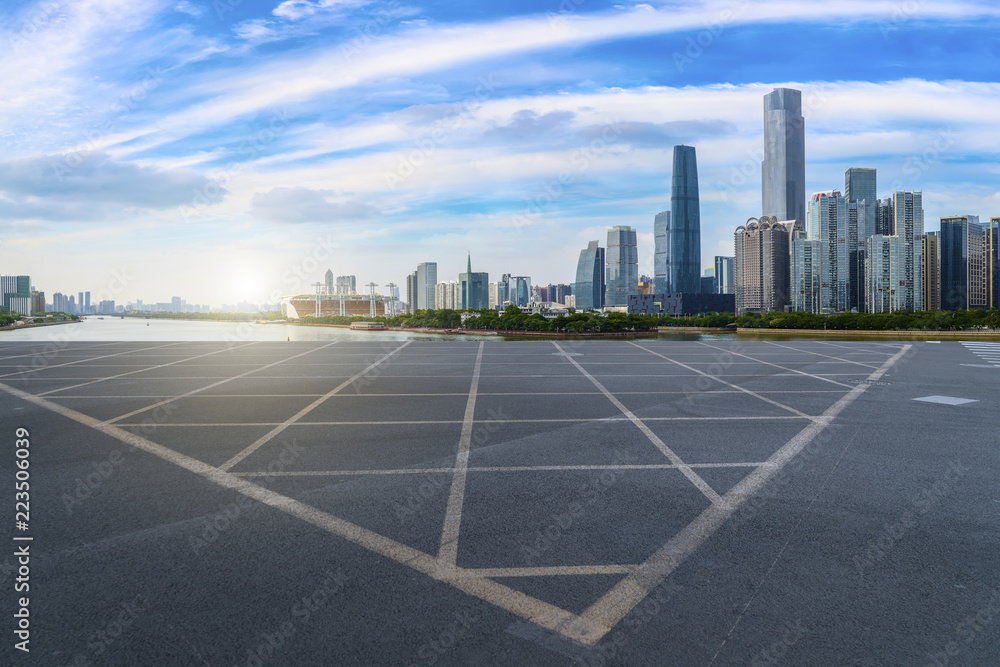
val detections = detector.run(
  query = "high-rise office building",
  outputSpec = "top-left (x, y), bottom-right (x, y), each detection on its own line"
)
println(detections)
top-left (459, 255), bottom-right (489, 310)
top-left (866, 235), bottom-right (904, 313)
top-left (940, 215), bottom-right (987, 310)
top-left (714, 256), bottom-right (735, 295)
top-left (575, 241), bottom-right (606, 311)
top-left (605, 225), bottom-right (638, 307)
top-left (893, 191), bottom-right (923, 311)
top-left (435, 280), bottom-right (460, 310)
top-left (876, 199), bottom-right (895, 236)
top-left (1, 276), bottom-right (31, 317)
top-left (845, 168), bottom-right (878, 240)
top-left (510, 277), bottom-right (531, 307)
top-left (762, 88), bottom-right (806, 232)
top-left (405, 271), bottom-right (417, 313)
top-left (734, 217), bottom-right (789, 315)
top-left (791, 233), bottom-right (822, 313)
top-left (335, 275), bottom-right (356, 295)
top-left (922, 232), bottom-right (941, 311)
top-left (324, 270), bottom-right (334, 294)
top-left (806, 191), bottom-right (865, 313)
top-left (670, 145), bottom-right (702, 293)
top-left (30, 291), bottom-right (45, 315)
top-left (415, 262), bottom-right (437, 310)
top-left (991, 218), bottom-right (1000, 309)
top-left (654, 211), bottom-right (670, 294)
top-left (78, 292), bottom-right (84, 314)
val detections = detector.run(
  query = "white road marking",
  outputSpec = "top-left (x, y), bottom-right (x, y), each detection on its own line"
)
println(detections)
top-left (36, 343), bottom-right (261, 396)
top-left (553, 342), bottom-right (722, 506)
top-left (102, 342), bottom-right (341, 424)
top-left (438, 342), bottom-right (485, 567)
top-left (695, 342), bottom-right (856, 389)
top-left (232, 462), bottom-right (768, 477)
top-left (629, 343), bottom-right (817, 421)
top-left (219, 342), bottom-right (412, 471)
top-left (763, 341), bottom-right (880, 369)
top-left (912, 395), bottom-right (979, 406)
top-left (0, 342), bottom-right (185, 379)
top-left (559, 344), bottom-right (913, 645)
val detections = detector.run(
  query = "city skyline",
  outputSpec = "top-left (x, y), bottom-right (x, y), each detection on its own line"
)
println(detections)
top-left (2, 1), bottom-right (1000, 305)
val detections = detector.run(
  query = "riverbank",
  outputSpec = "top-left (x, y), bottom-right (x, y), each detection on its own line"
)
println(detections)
top-left (0, 320), bottom-right (78, 332)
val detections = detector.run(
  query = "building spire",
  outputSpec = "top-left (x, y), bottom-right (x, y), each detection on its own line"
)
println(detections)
top-left (467, 252), bottom-right (472, 274)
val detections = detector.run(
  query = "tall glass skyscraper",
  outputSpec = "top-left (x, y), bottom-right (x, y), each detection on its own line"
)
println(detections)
top-left (416, 262), bottom-right (437, 310)
top-left (845, 167), bottom-right (877, 241)
top-left (653, 211), bottom-right (670, 294)
top-left (459, 255), bottom-right (489, 310)
top-left (806, 191), bottom-right (866, 313)
top-left (762, 88), bottom-right (806, 232)
top-left (605, 225), bottom-right (638, 307)
top-left (670, 145), bottom-right (701, 294)
top-left (940, 215), bottom-right (985, 310)
top-left (574, 241), bottom-right (605, 311)
top-left (893, 190), bottom-right (923, 311)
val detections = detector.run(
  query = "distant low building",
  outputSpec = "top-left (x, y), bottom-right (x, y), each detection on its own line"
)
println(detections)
top-left (628, 293), bottom-right (735, 315)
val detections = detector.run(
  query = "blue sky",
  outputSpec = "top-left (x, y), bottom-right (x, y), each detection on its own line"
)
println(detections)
top-left (2, 0), bottom-right (999, 307)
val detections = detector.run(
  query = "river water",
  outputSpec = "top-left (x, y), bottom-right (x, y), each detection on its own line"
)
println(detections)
top-left (0, 318), bottom-right (740, 342)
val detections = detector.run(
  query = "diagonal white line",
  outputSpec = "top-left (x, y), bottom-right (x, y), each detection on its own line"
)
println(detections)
top-left (0, 379), bottom-right (581, 641)
top-left (103, 342), bottom-right (341, 425)
top-left (560, 344), bottom-right (913, 645)
top-left (0, 342), bottom-right (186, 379)
top-left (552, 342), bottom-right (722, 505)
top-left (219, 342), bottom-right (412, 471)
top-left (763, 341), bottom-right (880, 369)
top-left (695, 341), bottom-right (856, 388)
top-left (0, 341), bottom-right (122, 364)
top-left (628, 342), bottom-right (816, 421)
top-left (438, 342), bottom-right (485, 566)
top-left (37, 342), bottom-right (261, 396)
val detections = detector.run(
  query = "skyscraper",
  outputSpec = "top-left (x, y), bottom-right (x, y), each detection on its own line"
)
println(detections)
top-left (845, 168), bottom-right (877, 241)
top-left (458, 255), bottom-right (489, 310)
top-left (940, 215), bottom-right (986, 310)
top-left (405, 271), bottom-right (417, 313)
top-left (1, 276), bottom-right (31, 317)
top-left (734, 217), bottom-right (789, 315)
top-left (991, 218), bottom-right (1000, 309)
top-left (762, 88), bottom-right (806, 232)
top-left (510, 277), bottom-right (531, 307)
top-left (806, 191), bottom-right (865, 313)
top-left (415, 262), bottom-right (437, 310)
top-left (324, 270), bottom-right (334, 294)
top-left (335, 275), bottom-right (356, 295)
top-left (605, 225), bottom-right (638, 307)
top-left (791, 233), bottom-right (822, 313)
top-left (670, 145), bottom-right (701, 293)
top-left (866, 235), bottom-right (904, 313)
top-left (714, 256), bottom-right (735, 295)
top-left (922, 232), bottom-right (941, 311)
top-left (893, 191), bottom-right (923, 311)
top-left (654, 211), bottom-right (670, 294)
top-left (876, 199), bottom-right (895, 236)
top-left (575, 241), bottom-right (606, 311)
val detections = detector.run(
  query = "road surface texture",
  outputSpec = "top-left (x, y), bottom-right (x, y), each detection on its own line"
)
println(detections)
top-left (1, 339), bottom-right (997, 665)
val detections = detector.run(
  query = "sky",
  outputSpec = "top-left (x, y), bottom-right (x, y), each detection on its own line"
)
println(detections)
top-left (1, 0), bottom-right (999, 308)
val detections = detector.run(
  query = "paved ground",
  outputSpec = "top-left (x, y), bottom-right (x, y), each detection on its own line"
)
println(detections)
top-left (0, 338), bottom-right (997, 666)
